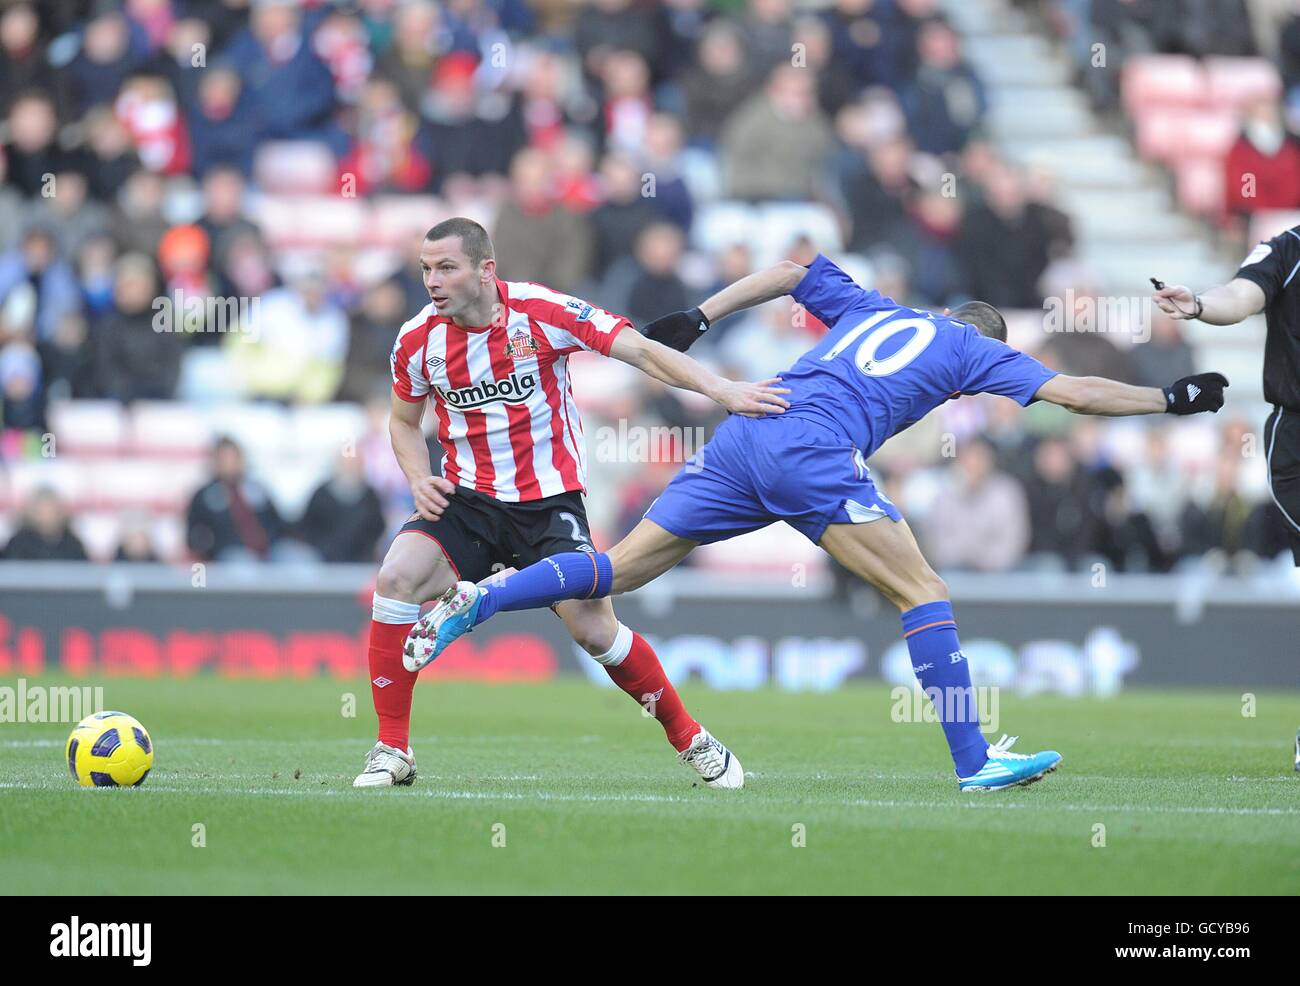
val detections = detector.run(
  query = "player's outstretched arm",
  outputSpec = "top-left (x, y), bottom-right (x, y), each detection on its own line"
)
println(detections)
top-left (389, 391), bottom-right (454, 520)
top-left (608, 327), bottom-right (790, 417)
top-left (641, 261), bottom-right (808, 352)
top-left (1152, 278), bottom-right (1265, 325)
top-left (1033, 372), bottom-right (1229, 417)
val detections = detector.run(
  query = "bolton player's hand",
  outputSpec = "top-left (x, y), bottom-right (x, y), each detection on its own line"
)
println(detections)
top-left (642, 307), bottom-right (710, 352)
top-left (1163, 372), bottom-right (1229, 415)
top-left (716, 377), bottom-right (791, 418)
top-left (412, 475), bottom-right (456, 521)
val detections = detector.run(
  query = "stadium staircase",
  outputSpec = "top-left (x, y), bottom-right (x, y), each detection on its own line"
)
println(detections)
top-left (944, 0), bottom-right (1276, 404)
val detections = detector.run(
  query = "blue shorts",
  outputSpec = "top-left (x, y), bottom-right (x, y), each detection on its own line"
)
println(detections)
top-left (645, 414), bottom-right (902, 545)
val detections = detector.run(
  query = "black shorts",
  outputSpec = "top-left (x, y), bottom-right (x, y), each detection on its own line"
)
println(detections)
top-left (398, 486), bottom-right (595, 584)
top-left (1265, 406), bottom-right (1300, 565)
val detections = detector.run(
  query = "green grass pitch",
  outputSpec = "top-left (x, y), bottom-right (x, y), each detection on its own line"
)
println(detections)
top-left (2, 676), bottom-right (1298, 895)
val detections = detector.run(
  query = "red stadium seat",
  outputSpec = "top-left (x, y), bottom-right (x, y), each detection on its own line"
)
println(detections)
top-left (1174, 157), bottom-right (1226, 217)
top-left (47, 400), bottom-right (128, 456)
top-left (1203, 57), bottom-right (1282, 111)
top-left (253, 141), bottom-right (339, 195)
top-left (1134, 108), bottom-right (1239, 166)
top-left (1121, 55), bottom-right (1205, 115)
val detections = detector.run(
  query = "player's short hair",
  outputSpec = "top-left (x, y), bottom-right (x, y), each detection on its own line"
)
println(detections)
top-left (424, 217), bottom-right (494, 267)
top-left (950, 301), bottom-right (1007, 342)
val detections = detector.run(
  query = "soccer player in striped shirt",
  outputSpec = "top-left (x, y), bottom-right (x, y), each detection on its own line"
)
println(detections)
top-left (355, 217), bottom-right (788, 789)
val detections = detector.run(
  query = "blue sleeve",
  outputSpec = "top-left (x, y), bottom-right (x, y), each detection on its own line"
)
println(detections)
top-left (960, 329), bottom-right (1057, 406)
top-left (790, 253), bottom-right (881, 327)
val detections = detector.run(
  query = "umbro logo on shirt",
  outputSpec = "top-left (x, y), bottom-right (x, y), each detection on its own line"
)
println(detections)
top-left (426, 355), bottom-right (445, 368)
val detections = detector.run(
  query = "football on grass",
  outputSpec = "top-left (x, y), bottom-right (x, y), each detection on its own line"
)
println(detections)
top-left (66, 711), bottom-right (154, 788)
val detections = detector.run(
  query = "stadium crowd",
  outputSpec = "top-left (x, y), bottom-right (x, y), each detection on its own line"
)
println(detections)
top-left (0, 0), bottom-right (1296, 574)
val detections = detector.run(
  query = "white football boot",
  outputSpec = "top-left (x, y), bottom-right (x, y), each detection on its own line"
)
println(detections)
top-left (679, 727), bottom-right (745, 789)
top-left (352, 741), bottom-right (417, 788)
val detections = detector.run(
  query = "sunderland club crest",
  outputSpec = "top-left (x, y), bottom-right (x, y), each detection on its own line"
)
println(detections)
top-left (505, 328), bottom-right (539, 360)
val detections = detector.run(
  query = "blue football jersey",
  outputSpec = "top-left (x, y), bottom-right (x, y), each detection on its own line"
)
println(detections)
top-left (780, 253), bottom-right (1058, 455)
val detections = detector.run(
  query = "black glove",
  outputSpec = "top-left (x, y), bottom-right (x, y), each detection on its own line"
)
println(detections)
top-left (642, 307), bottom-right (710, 352)
top-left (1163, 372), bottom-right (1228, 414)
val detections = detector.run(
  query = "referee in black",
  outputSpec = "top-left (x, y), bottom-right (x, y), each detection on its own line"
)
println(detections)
top-left (1153, 224), bottom-right (1300, 565)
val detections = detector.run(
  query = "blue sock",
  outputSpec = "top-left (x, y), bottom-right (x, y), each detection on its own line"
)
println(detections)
top-left (472, 551), bottom-right (614, 625)
top-left (900, 601), bottom-right (988, 777)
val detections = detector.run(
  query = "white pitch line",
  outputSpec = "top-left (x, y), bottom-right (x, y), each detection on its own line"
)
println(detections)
top-left (1, 781), bottom-right (1297, 817)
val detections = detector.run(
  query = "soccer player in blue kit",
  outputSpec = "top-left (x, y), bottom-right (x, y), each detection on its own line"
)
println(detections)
top-left (405, 254), bottom-right (1230, 792)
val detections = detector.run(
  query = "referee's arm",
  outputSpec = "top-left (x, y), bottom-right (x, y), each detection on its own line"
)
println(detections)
top-left (1152, 278), bottom-right (1265, 325)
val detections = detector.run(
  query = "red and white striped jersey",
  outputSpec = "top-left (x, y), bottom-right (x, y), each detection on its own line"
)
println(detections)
top-left (390, 278), bottom-right (632, 502)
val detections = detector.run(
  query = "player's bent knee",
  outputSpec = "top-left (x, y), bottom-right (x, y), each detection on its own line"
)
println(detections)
top-left (899, 571), bottom-right (949, 610)
top-left (561, 604), bottom-right (620, 655)
top-left (375, 564), bottom-right (426, 603)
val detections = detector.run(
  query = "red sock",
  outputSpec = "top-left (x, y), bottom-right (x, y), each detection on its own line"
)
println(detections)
top-left (368, 618), bottom-right (418, 751)
top-left (603, 631), bottom-right (699, 752)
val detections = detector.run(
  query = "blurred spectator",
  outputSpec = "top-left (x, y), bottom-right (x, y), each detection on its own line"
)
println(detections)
top-left (339, 277), bottom-right (408, 404)
top-left (228, 273), bottom-right (348, 403)
top-left (573, 0), bottom-right (666, 86)
top-left (820, 0), bottom-right (899, 90)
top-left (1222, 98), bottom-right (1300, 218)
top-left (298, 451), bottom-right (387, 563)
top-left (1090, 466), bottom-right (1168, 572)
top-left (0, 226), bottom-right (81, 342)
top-left (898, 18), bottom-right (985, 156)
top-left (2, 488), bottom-right (88, 561)
top-left (114, 513), bottom-right (161, 563)
top-left (680, 19), bottom-right (756, 143)
top-left (114, 73), bottom-right (191, 175)
top-left (792, 14), bottom-right (859, 119)
top-left (898, 188), bottom-right (965, 307)
top-left (4, 90), bottom-right (65, 198)
top-left (551, 131), bottom-right (602, 212)
top-left (143, 16), bottom-right (211, 107)
top-left (602, 221), bottom-right (690, 325)
top-left (0, 4), bottom-right (60, 116)
top-left (493, 146), bottom-right (594, 291)
top-left (186, 436), bottom-right (288, 562)
top-left (639, 112), bottom-right (694, 230)
top-left (735, 0), bottom-right (795, 78)
top-left (1022, 435), bottom-right (1098, 570)
top-left (37, 312), bottom-right (95, 401)
top-left (956, 160), bottom-right (1054, 308)
top-left (95, 252), bottom-right (184, 403)
top-left (374, 0), bottom-right (448, 113)
top-left (80, 107), bottom-right (141, 202)
top-left (589, 151), bottom-right (660, 280)
top-left (598, 49), bottom-right (654, 156)
top-left (719, 298), bottom-right (820, 380)
top-left (222, 1), bottom-right (339, 145)
top-left (22, 170), bottom-right (111, 258)
top-left (66, 6), bottom-right (145, 116)
top-left (111, 168), bottom-right (169, 256)
top-left (1131, 310), bottom-right (1198, 388)
top-left (516, 48), bottom-right (596, 152)
top-left (75, 234), bottom-right (119, 320)
top-left (721, 63), bottom-right (834, 200)
top-left (337, 76), bottom-right (431, 195)
top-left (186, 65), bottom-right (257, 177)
top-left (0, 331), bottom-right (44, 430)
top-left (1180, 448), bottom-right (1254, 559)
top-left (423, 51), bottom-right (526, 191)
top-left (196, 165), bottom-right (257, 262)
top-left (925, 437), bottom-right (1030, 571)
top-left (841, 136), bottom-right (916, 254)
